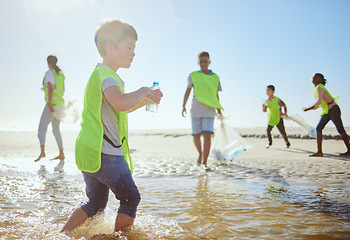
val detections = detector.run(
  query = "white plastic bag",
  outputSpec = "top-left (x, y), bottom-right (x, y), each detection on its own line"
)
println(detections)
top-left (285, 114), bottom-right (316, 138)
top-left (210, 119), bottom-right (252, 163)
top-left (52, 98), bottom-right (80, 123)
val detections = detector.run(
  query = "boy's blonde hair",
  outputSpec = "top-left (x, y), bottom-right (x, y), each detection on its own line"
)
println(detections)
top-left (94, 19), bottom-right (138, 57)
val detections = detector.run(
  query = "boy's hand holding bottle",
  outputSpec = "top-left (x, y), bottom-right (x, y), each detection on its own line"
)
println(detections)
top-left (145, 82), bottom-right (163, 113)
top-left (146, 88), bottom-right (163, 104)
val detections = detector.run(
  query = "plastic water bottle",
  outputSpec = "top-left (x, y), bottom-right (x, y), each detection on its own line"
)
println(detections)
top-left (146, 82), bottom-right (160, 113)
top-left (231, 148), bottom-right (246, 161)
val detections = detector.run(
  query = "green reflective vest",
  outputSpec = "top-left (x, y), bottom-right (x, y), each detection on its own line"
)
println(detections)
top-left (75, 66), bottom-right (132, 173)
top-left (42, 69), bottom-right (65, 106)
top-left (190, 71), bottom-right (223, 110)
top-left (314, 84), bottom-right (339, 116)
top-left (266, 97), bottom-right (280, 126)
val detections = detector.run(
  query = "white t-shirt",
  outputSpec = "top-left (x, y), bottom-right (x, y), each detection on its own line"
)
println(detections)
top-left (97, 63), bottom-right (125, 156)
top-left (44, 70), bottom-right (56, 88)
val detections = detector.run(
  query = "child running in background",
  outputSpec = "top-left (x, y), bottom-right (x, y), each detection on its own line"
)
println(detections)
top-left (60, 19), bottom-right (163, 234)
top-left (262, 85), bottom-right (291, 149)
top-left (182, 51), bottom-right (223, 169)
top-left (304, 73), bottom-right (350, 157)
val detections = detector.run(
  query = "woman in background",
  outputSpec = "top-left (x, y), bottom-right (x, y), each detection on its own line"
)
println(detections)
top-left (35, 55), bottom-right (65, 162)
top-left (304, 73), bottom-right (350, 157)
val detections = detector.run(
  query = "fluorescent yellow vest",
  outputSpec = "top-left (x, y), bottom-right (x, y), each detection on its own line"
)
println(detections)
top-left (190, 71), bottom-right (223, 110)
top-left (75, 66), bottom-right (132, 173)
top-left (42, 69), bottom-right (65, 106)
top-left (314, 84), bottom-right (339, 116)
top-left (266, 97), bottom-right (280, 126)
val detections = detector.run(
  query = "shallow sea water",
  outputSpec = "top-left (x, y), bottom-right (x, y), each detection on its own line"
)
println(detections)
top-left (0, 152), bottom-right (350, 240)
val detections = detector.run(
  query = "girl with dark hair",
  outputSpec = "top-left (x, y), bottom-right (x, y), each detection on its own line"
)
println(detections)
top-left (34, 55), bottom-right (65, 162)
top-left (47, 55), bottom-right (62, 74)
top-left (304, 73), bottom-right (350, 157)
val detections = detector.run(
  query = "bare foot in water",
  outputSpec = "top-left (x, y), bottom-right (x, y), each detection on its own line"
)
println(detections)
top-left (34, 153), bottom-right (46, 162)
top-left (202, 165), bottom-right (211, 171)
top-left (197, 154), bottom-right (202, 166)
top-left (309, 152), bottom-right (323, 157)
top-left (339, 151), bottom-right (350, 156)
top-left (52, 154), bottom-right (65, 160)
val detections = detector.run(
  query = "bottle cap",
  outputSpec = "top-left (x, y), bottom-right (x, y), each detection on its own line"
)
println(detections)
top-left (153, 81), bottom-right (159, 85)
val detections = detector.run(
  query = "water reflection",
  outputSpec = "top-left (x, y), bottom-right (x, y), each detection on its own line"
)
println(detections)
top-left (1, 156), bottom-right (350, 239)
top-left (213, 162), bottom-right (290, 187)
top-left (54, 159), bottom-right (65, 172)
top-left (268, 186), bottom-right (350, 222)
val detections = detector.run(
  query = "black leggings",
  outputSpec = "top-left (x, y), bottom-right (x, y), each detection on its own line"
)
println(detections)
top-left (267, 118), bottom-right (290, 146)
top-left (316, 105), bottom-right (346, 135)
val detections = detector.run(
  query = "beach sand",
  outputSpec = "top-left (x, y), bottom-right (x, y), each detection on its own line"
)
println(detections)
top-left (0, 127), bottom-right (349, 239)
top-left (129, 128), bottom-right (350, 188)
top-left (2, 127), bottom-right (349, 186)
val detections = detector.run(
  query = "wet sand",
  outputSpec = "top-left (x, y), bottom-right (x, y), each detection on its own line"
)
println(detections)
top-left (129, 127), bottom-right (350, 188)
top-left (0, 128), bottom-right (349, 239)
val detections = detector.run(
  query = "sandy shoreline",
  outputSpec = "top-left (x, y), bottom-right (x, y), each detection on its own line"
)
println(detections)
top-left (130, 126), bottom-right (350, 139)
top-left (0, 128), bottom-right (349, 193)
top-left (130, 129), bottom-right (350, 192)
top-left (0, 128), bottom-right (350, 239)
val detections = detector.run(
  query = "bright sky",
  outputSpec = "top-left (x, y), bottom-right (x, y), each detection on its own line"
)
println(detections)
top-left (1, 0), bottom-right (349, 131)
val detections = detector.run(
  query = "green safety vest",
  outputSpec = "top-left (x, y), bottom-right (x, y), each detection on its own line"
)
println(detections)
top-left (266, 96), bottom-right (280, 126)
top-left (42, 69), bottom-right (65, 105)
top-left (75, 66), bottom-right (132, 173)
top-left (190, 71), bottom-right (223, 110)
top-left (314, 84), bottom-right (339, 116)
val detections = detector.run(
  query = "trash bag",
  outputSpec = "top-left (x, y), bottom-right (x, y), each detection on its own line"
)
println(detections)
top-left (210, 119), bottom-right (252, 163)
top-left (284, 114), bottom-right (316, 138)
top-left (52, 98), bottom-right (80, 123)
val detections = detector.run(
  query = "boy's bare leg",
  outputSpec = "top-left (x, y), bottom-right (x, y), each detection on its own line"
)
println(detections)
top-left (193, 135), bottom-right (202, 165)
top-left (202, 133), bottom-right (212, 166)
top-left (115, 213), bottom-right (135, 232)
top-left (310, 133), bottom-right (323, 157)
top-left (53, 149), bottom-right (65, 160)
top-left (60, 207), bottom-right (89, 233)
top-left (34, 145), bottom-right (46, 162)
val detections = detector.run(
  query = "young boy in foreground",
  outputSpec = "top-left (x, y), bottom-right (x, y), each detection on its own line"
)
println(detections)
top-left (262, 85), bottom-right (290, 149)
top-left (60, 19), bottom-right (163, 234)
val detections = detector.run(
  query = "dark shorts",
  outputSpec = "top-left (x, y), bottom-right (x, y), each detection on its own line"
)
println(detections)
top-left (80, 154), bottom-right (140, 218)
top-left (316, 105), bottom-right (346, 135)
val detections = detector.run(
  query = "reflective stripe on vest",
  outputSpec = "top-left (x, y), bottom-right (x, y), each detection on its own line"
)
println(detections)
top-left (75, 66), bottom-right (132, 173)
top-left (42, 69), bottom-right (65, 106)
top-left (45, 96), bottom-right (64, 102)
top-left (314, 84), bottom-right (339, 116)
top-left (266, 97), bottom-right (280, 126)
top-left (190, 71), bottom-right (223, 110)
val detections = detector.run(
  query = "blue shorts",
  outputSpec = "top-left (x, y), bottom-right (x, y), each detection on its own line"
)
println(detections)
top-left (191, 117), bottom-right (214, 136)
top-left (80, 154), bottom-right (140, 218)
